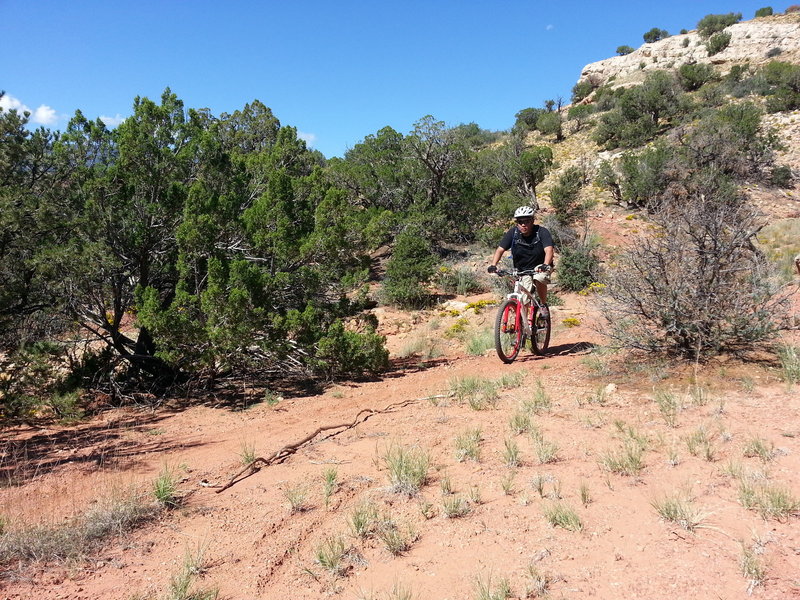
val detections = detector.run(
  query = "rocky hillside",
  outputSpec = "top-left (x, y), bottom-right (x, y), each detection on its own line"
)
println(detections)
top-left (579, 12), bottom-right (800, 88)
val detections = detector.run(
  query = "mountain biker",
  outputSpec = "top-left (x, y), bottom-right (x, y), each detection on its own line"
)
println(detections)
top-left (487, 206), bottom-right (554, 317)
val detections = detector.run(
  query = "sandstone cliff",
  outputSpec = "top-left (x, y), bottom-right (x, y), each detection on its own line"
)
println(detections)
top-left (578, 12), bottom-right (800, 88)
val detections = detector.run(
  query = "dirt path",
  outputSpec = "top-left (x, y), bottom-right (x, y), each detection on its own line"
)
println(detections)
top-left (1, 291), bottom-right (799, 600)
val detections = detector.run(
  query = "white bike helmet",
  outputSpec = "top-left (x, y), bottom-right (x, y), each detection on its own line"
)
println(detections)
top-left (513, 206), bottom-right (535, 219)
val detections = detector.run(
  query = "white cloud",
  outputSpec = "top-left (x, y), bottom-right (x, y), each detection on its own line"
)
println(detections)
top-left (298, 131), bottom-right (317, 147)
top-left (0, 93), bottom-right (27, 113)
top-left (0, 93), bottom-right (60, 125)
top-left (546, 24), bottom-right (554, 31)
top-left (100, 114), bottom-right (126, 127)
top-left (32, 104), bottom-right (58, 125)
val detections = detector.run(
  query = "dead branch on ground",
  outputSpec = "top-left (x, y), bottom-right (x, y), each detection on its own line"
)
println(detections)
top-left (216, 395), bottom-right (446, 493)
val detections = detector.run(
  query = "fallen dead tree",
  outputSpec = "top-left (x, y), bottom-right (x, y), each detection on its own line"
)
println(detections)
top-left (216, 395), bottom-right (446, 493)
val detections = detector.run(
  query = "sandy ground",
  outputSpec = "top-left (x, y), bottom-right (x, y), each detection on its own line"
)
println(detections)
top-left (1, 284), bottom-right (799, 600)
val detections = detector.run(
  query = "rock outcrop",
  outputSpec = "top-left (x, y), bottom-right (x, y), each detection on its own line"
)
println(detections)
top-left (579, 13), bottom-right (800, 88)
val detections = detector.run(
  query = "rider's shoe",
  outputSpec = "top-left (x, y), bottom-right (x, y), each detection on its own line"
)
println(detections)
top-left (539, 306), bottom-right (550, 319)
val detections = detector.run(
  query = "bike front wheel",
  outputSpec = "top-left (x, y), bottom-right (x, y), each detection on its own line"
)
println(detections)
top-left (530, 306), bottom-right (551, 355)
top-left (495, 299), bottom-right (524, 363)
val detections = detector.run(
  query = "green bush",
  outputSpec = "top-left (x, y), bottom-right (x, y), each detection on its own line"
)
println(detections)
top-left (316, 320), bottom-right (389, 378)
top-left (697, 13), bottom-right (742, 38)
top-left (549, 166), bottom-right (589, 227)
top-left (383, 228), bottom-right (438, 308)
top-left (514, 107), bottom-right (546, 131)
top-left (762, 61), bottom-right (800, 112)
top-left (567, 104), bottom-right (595, 132)
top-left (592, 85), bottom-right (624, 112)
top-left (536, 111), bottom-right (563, 141)
top-left (571, 80), bottom-right (595, 103)
top-left (436, 266), bottom-right (486, 296)
top-left (678, 63), bottom-right (716, 91)
top-left (643, 28), bottom-right (669, 43)
top-left (557, 241), bottom-right (601, 293)
top-left (616, 45), bottom-right (635, 56)
top-left (771, 165), bottom-right (794, 188)
top-left (593, 71), bottom-right (682, 149)
top-left (755, 7), bottom-right (773, 17)
top-left (706, 32), bottom-right (732, 56)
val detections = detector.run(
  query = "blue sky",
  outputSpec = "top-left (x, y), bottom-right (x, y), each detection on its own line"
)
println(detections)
top-left (1, 0), bottom-right (786, 158)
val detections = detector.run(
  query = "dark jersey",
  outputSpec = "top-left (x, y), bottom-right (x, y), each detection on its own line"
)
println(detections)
top-left (499, 224), bottom-right (553, 270)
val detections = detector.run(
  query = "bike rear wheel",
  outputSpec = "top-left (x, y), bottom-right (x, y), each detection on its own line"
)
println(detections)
top-left (495, 299), bottom-right (524, 363)
top-left (530, 305), bottom-right (551, 355)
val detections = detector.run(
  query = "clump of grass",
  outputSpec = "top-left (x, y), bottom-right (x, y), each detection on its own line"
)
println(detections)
top-left (503, 437), bottom-right (521, 467)
top-left (542, 502), bottom-right (583, 532)
top-left (153, 464), bottom-right (181, 508)
top-left (167, 543), bottom-right (218, 600)
top-left (382, 442), bottom-right (430, 496)
top-left (474, 572), bottom-right (512, 600)
top-left (348, 501), bottom-right (379, 539)
top-left (500, 472), bottom-right (516, 496)
top-left (455, 428), bottom-right (482, 462)
top-left (666, 440), bottom-right (681, 466)
top-left (468, 485), bottom-right (482, 505)
top-left (376, 520), bottom-right (416, 555)
top-left (651, 491), bottom-right (708, 531)
top-left (653, 388), bottom-right (680, 428)
top-left (0, 486), bottom-right (157, 565)
top-left (778, 344), bottom-right (800, 384)
top-left (740, 541), bottom-right (766, 593)
top-left (450, 376), bottom-right (499, 410)
top-left (532, 435), bottom-right (559, 464)
top-left (398, 337), bottom-right (443, 360)
top-left (531, 473), bottom-right (561, 499)
top-left (440, 473), bottom-right (454, 495)
top-left (237, 440), bottom-right (257, 467)
top-left (419, 500), bottom-right (435, 520)
top-left (599, 440), bottom-right (645, 476)
top-left (322, 467), bottom-right (338, 509)
top-left (508, 410), bottom-right (532, 434)
top-left (315, 535), bottom-right (348, 576)
top-left (688, 384), bottom-right (711, 406)
top-left (465, 328), bottom-right (495, 356)
top-left (579, 482), bottom-right (592, 507)
top-left (738, 481), bottom-right (800, 521)
top-left (442, 495), bottom-right (472, 518)
top-left (614, 421), bottom-right (649, 450)
top-left (581, 384), bottom-right (609, 406)
top-left (496, 372), bottom-right (524, 389)
top-left (743, 436), bottom-right (775, 463)
top-left (362, 580), bottom-right (416, 600)
top-left (581, 349), bottom-right (612, 376)
top-left (525, 565), bottom-right (552, 598)
top-left (284, 484), bottom-right (309, 513)
top-left (685, 427), bottom-right (716, 461)
top-left (522, 379), bottom-right (551, 414)
top-left (263, 389), bottom-right (282, 407)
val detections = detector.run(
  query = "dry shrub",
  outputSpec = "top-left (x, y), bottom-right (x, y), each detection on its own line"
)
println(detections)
top-left (602, 175), bottom-right (790, 358)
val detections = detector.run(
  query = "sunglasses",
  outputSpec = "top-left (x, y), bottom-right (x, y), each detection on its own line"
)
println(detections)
top-left (515, 219), bottom-right (533, 225)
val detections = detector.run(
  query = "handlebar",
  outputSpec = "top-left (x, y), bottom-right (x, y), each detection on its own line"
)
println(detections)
top-left (491, 265), bottom-right (552, 277)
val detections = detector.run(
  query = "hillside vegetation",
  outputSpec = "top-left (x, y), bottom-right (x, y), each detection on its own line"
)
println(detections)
top-left (1, 7), bottom-right (799, 420)
top-left (1, 6), bottom-right (800, 600)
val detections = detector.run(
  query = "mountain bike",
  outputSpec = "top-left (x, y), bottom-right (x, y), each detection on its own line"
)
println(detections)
top-left (491, 267), bottom-right (551, 363)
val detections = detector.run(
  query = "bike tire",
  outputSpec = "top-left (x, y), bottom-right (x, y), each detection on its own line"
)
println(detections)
top-left (495, 299), bottom-right (523, 363)
top-left (530, 305), bottom-right (551, 356)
